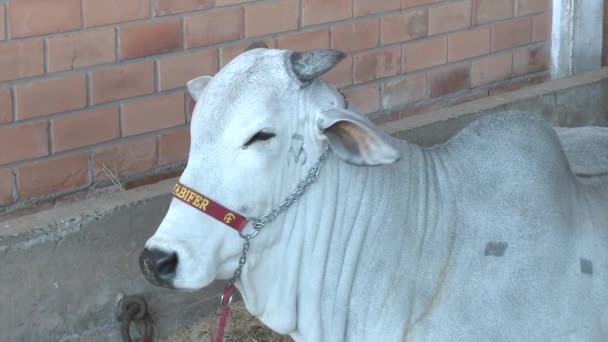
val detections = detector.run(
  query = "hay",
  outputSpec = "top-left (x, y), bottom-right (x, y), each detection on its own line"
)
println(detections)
top-left (161, 301), bottom-right (293, 342)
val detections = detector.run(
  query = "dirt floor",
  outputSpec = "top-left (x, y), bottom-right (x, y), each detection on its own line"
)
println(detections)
top-left (161, 301), bottom-right (293, 342)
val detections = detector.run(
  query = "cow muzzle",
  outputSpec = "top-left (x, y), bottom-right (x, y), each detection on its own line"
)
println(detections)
top-left (139, 248), bottom-right (178, 289)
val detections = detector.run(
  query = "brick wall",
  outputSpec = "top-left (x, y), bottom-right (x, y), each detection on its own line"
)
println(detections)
top-left (0, 0), bottom-right (552, 212)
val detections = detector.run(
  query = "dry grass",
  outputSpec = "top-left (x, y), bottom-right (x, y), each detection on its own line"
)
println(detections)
top-left (161, 301), bottom-right (293, 342)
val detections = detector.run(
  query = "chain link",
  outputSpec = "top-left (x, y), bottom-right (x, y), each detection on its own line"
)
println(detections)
top-left (227, 144), bottom-right (330, 287)
top-left (224, 88), bottom-right (346, 290)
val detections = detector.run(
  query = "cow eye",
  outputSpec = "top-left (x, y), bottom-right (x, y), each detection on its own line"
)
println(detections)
top-left (244, 131), bottom-right (276, 147)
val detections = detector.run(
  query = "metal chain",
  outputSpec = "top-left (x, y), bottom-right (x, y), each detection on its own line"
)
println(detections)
top-left (339, 88), bottom-right (349, 109)
top-left (226, 144), bottom-right (330, 288)
top-left (223, 88), bottom-right (345, 290)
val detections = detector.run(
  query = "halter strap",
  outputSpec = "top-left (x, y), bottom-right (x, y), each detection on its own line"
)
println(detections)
top-left (171, 183), bottom-right (248, 232)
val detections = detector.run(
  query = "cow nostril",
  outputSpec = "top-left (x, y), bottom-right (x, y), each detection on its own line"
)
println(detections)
top-left (156, 252), bottom-right (178, 279)
top-left (139, 248), bottom-right (178, 286)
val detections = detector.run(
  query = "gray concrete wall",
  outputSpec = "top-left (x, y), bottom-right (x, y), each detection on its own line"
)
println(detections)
top-left (0, 180), bottom-right (223, 341)
top-left (551, 0), bottom-right (604, 78)
top-left (382, 67), bottom-right (608, 146)
top-left (1, 67), bottom-right (607, 341)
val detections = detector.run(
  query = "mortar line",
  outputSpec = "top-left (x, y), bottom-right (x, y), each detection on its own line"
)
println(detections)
top-left (87, 153), bottom-right (93, 185)
top-left (115, 27), bottom-right (120, 62)
top-left (46, 120), bottom-right (52, 156)
top-left (80, 0), bottom-right (85, 29)
top-left (154, 60), bottom-right (160, 93)
top-left (3, 2), bottom-right (7, 41)
top-left (10, 86), bottom-right (15, 122)
top-left (118, 104), bottom-right (124, 138)
top-left (11, 167), bottom-right (18, 202)
top-left (298, 0), bottom-right (303, 30)
top-left (86, 73), bottom-right (92, 106)
top-left (43, 38), bottom-right (49, 74)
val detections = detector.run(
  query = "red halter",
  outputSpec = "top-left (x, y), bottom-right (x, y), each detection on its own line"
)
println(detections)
top-left (171, 182), bottom-right (246, 342)
top-left (171, 183), bottom-right (248, 232)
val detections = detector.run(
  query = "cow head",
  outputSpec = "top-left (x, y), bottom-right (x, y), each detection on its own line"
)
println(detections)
top-left (139, 43), bottom-right (400, 290)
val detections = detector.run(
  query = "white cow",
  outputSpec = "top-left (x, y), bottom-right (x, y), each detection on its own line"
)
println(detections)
top-left (140, 43), bottom-right (608, 341)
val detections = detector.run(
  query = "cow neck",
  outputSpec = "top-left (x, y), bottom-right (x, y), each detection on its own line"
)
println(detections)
top-left (238, 141), bottom-right (458, 341)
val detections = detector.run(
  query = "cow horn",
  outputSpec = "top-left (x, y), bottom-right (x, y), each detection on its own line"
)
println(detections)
top-left (245, 41), bottom-right (269, 51)
top-left (290, 49), bottom-right (347, 83)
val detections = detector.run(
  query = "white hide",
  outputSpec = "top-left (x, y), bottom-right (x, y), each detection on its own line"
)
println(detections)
top-left (143, 47), bottom-right (608, 341)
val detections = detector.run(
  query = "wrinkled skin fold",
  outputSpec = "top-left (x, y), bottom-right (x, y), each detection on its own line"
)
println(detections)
top-left (140, 44), bottom-right (608, 341)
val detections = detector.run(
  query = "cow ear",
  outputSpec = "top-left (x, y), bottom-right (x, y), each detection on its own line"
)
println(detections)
top-left (187, 75), bottom-right (212, 101)
top-left (318, 108), bottom-right (400, 166)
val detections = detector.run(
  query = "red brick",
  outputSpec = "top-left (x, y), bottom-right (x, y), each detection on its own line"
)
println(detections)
top-left (277, 29), bottom-right (330, 51)
top-left (0, 122), bottom-right (49, 165)
top-left (120, 19), bottom-right (182, 60)
top-left (331, 18), bottom-right (380, 53)
top-left (492, 16), bottom-right (532, 51)
top-left (344, 83), bottom-right (380, 114)
top-left (513, 43), bottom-right (548, 76)
top-left (155, 0), bottom-right (214, 16)
top-left (354, 47), bottom-right (401, 83)
top-left (15, 75), bottom-right (87, 120)
top-left (403, 35), bottom-right (447, 72)
top-left (90, 61), bottom-right (155, 104)
top-left (158, 127), bottom-right (191, 165)
top-left (122, 93), bottom-right (186, 136)
top-left (0, 5), bottom-right (5, 40)
top-left (402, 0), bottom-right (439, 8)
top-left (0, 88), bottom-right (12, 124)
top-left (0, 40), bottom-right (44, 82)
top-left (47, 29), bottom-right (116, 72)
top-left (471, 51), bottom-right (512, 87)
top-left (515, 0), bottom-right (549, 16)
top-left (51, 107), bottom-right (120, 153)
top-left (532, 12), bottom-right (550, 42)
top-left (473, 0), bottom-right (513, 24)
top-left (84, 0), bottom-right (150, 28)
top-left (354, 0), bottom-right (400, 17)
top-left (159, 50), bottom-right (218, 91)
top-left (428, 0), bottom-right (471, 35)
top-left (302, 0), bottom-right (352, 26)
top-left (219, 39), bottom-right (276, 67)
top-left (185, 7), bottom-right (243, 48)
top-left (382, 10), bottom-right (427, 45)
top-left (448, 27), bottom-right (490, 62)
top-left (92, 136), bottom-right (157, 182)
top-left (428, 63), bottom-right (471, 98)
top-left (322, 56), bottom-right (353, 88)
top-left (8, 0), bottom-right (81, 38)
top-left (382, 72), bottom-right (427, 109)
top-left (246, 0), bottom-right (298, 37)
top-left (17, 153), bottom-right (89, 199)
top-left (0, 168), bottom-right (13, 206)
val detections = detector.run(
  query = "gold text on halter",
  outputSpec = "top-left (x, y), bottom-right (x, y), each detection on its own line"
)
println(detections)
top-left (172, 184), bottom-right (210, 211)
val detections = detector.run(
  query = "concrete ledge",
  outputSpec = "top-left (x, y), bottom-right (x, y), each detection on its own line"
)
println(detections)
top-left (382, 67), bottom-right (608, 146)
top-left (1, 179), bottom-right (223, 341)
top-left (2, 67), bottom-right (607, 341)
